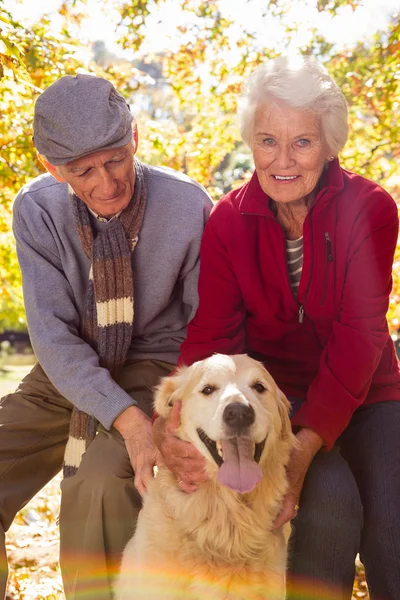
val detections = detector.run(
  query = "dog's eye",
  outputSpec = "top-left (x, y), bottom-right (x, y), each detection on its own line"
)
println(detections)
top-left (200, 384), bottom-right (217, 396)
top-left (252, 382), bottom-right (266, 394)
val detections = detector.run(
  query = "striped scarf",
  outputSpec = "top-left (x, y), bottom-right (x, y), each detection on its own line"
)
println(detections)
top-left (63, 158), bottom-right (147, 477)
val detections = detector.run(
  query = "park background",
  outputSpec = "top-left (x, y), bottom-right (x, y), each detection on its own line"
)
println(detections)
top-left (0, 0), bottom-right (399, 598)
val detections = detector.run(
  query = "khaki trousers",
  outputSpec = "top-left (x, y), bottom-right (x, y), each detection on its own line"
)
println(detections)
top-left (0, 359), bottom-right (174, 600)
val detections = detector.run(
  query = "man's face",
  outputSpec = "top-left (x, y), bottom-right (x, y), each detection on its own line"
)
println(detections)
top-left (56, 142), bottom-right (135, 218)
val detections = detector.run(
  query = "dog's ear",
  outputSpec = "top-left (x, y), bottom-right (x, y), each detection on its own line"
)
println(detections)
top-left (277, 388), bottom-right (292, 441)
top-left (153, 372), bottom-right (183, 419)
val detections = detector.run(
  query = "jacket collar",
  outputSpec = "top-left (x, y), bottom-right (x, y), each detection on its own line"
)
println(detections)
top-left (238, 159), bottom-right (344, 216)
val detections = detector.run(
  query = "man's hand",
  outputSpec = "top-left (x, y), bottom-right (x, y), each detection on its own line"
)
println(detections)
top-left (273, 428), bottom-right (323, 529)
top-left (153, 401), bottom-right (209, 493)
top-left (113, 406), bottom-right (162, 497)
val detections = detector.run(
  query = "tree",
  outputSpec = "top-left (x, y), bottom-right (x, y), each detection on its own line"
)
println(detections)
top-left (0, 0), bottom-right (399, 334)
top-left (98, 0), bottom-right (400, 335)
top-left (0, 1), bottom-right (142, 330)
top-left (0, 3), bottom-right (86, 329)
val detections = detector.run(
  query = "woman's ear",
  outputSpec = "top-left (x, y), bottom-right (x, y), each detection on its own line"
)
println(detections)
top-left (153, 371), bottom-right (183, 419)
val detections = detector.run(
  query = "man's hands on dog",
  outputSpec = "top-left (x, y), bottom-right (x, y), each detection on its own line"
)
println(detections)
top-left (114, 406), bottom-right (162, 497)
top-left (153, 401), bottom-right (209, 493)
top-left (273, 428), bottom-right (323, 529)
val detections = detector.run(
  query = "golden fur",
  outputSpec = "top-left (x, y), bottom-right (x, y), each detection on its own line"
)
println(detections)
top-left (114, 354), bottom-right (296, 600)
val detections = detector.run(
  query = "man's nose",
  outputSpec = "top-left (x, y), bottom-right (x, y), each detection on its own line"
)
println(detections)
top-left (95, 169), bottom-right (118, 197)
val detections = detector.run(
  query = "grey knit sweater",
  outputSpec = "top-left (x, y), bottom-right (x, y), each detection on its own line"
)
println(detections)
top-left (13, 163), bottom-right (212, 429)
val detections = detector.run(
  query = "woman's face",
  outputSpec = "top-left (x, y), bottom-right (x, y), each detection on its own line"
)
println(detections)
top-left (252, 101), bottom-right (331, 206)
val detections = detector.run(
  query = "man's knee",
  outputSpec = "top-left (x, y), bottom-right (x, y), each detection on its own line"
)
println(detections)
top-left (60, 427), bottom-right (143, 522)
top-left (63, 429), bottom-right (134, 490)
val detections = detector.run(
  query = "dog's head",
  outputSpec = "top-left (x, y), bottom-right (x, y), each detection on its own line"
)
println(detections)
top-left (154, 354), bottom-right (293, 494)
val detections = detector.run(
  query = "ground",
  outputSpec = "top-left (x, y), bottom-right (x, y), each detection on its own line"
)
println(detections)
top-left (6, 475), bottom-right (64, 600)
top-left (1, 364), bottom-right (370, 600)
top-left (1, 364), bottom-right (65, 600)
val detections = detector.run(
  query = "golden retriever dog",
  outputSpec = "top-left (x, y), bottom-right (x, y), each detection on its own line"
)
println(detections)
top-left (114, 354), bottom-right (296, 600)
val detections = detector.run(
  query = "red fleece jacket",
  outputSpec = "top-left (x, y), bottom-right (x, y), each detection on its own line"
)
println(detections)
top-left (178, 160), bottom-right (400, 449)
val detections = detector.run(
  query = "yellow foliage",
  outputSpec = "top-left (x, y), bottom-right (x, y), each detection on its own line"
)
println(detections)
top-left (0, 0), bottom-right (399, 336)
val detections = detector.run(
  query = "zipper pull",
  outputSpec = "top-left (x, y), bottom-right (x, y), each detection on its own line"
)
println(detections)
top-left (298, 305), bottom-right (304, 323)
top-left (325, 232), bottom-right (333, 262)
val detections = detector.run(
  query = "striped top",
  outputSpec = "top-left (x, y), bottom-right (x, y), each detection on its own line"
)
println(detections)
top-left (285, 236), bottom-right (304, 295)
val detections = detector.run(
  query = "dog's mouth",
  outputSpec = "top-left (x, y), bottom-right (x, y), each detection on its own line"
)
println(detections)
top-left (196, 428), bottom-right (266, 466)
top-left (196, 428), bottom-right (266, 494)
top-left (197, 428), bottom-right (225, 467)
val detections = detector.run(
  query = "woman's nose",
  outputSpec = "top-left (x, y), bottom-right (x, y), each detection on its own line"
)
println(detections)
top-left (274, 145), bottom-right (295, 169)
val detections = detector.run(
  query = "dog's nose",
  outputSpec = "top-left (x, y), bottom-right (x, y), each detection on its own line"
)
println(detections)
top-left (223, 402), bottom-right (255, 429)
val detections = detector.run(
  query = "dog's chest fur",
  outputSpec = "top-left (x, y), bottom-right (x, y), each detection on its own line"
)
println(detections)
top-left (153, 469), bottom-right (288, 565)
top-left (124, 468), bottom-right (290, 600)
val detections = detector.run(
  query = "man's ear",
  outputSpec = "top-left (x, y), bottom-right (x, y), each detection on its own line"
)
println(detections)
top-left (38, 154), bottom-right (66, 183)
top-left (133, 124), bottom-right (139, 154)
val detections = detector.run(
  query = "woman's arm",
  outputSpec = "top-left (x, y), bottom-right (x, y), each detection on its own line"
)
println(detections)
top-left (292, 186), bottom-right (399, 449)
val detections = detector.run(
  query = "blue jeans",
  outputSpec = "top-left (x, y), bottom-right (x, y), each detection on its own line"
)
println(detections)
top-left (286, 399), bottom-right (400, 600)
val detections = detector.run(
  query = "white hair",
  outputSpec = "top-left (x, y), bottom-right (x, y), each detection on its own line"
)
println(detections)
top-left (238, 55), bottom-right (349, 156)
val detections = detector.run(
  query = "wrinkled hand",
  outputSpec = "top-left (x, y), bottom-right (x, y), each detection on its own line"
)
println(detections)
top-left (273, 428), bottom-right (324, 529)
top-left (113, 406), bottom-right (162, 497)
top-left (153, 401), bottom-right (209, 494)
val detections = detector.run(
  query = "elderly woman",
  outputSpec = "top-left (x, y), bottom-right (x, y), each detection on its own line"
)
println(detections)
top-left (155, 56), bottom-right (400, 599)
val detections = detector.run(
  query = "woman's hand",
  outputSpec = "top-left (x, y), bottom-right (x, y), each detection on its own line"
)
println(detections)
top-left (273, 428), bottom-right (324, 528)
top-left (153, 401), bottom-right (209, 493)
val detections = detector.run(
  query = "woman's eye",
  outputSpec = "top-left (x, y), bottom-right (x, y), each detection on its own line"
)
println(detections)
top-left (263, 137), bottom-right (275, 146)
top-left (252, 382), bottom-right (266, 394)
top-left (297, 138), bottom-right (310, 147)
top-left (200, 385), bottom-right (217, 396)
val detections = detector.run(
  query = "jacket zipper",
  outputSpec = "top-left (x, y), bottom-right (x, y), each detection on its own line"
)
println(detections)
top-left (297, 211), bottom-right (315, 323)
top-left (321, 232), bottom-right (333, 306)
top-left (325, 232), bottom-right (333, 262)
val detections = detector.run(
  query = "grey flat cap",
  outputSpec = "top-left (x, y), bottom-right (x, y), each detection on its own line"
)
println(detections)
top-left (33, 74), bottom-right (133, 165)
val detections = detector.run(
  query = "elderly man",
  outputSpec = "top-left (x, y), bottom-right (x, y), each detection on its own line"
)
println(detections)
top-left (0, 74), bottom-right (212, 599)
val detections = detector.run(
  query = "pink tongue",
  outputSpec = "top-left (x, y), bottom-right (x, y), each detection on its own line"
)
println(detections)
top-left (217, 437), bottom-right (262, 493)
